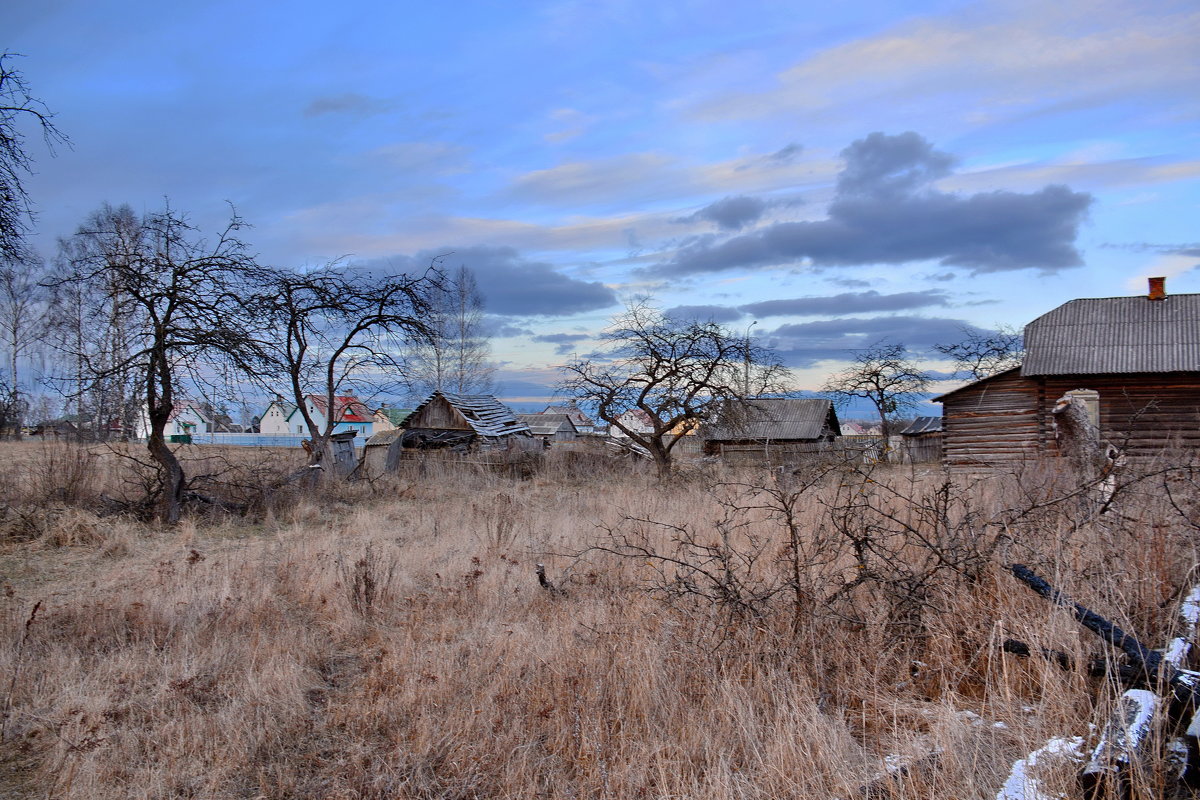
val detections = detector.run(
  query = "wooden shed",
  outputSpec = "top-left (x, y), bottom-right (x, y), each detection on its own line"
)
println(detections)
top-left (703, 398), bottom-right (840, 465)
top-left (401, 391), bottom-right (533, 453)
top-left (898, 416), bottom-right (943, 463)
top-left (935, 279), bottom-right (1200, 471)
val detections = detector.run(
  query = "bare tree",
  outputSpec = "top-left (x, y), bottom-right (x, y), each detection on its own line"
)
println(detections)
top-left (933, 324), bottom-right (1024, 380)
top-left (407, 264), bottom-right (495, 397)
top-left (53, 203), bottom-right (270, 522)
top-left (0, 256), bottom-right (46, 436)
top-left (256, 263), bottom-right (440, 473)
top-left (559, 302), bottom-right (791, 478)
top-left (822, 342), bottom-right (930, 436)
top-left (47, 204), bottom-right (148, 439)
top-left (0, 53), bottom-right (67, 265)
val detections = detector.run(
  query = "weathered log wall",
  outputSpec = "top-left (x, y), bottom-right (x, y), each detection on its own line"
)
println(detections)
top-left (940, 369), bottom-right (1200, 471)
top-left (940, 369), bottom-right (1043, 471)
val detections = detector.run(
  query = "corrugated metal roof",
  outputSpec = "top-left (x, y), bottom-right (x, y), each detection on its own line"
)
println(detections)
top-left (705, 398), bottom-right (838, 441)
top-left (1022, 294), bottom-right (1200, 376)
top-left (406, 392), bottom-right (531, 438)
top-left (900, 416), bottom-right (942, 435)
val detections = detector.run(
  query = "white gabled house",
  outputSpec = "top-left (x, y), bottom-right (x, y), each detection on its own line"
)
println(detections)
top-left (260, 396), bottom-right (299, 435)
top-left (168, 403), bottom-right (212, 436)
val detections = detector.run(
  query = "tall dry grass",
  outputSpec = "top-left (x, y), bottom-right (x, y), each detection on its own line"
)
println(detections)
top-left (0, 441), bottom-right (1197, 798)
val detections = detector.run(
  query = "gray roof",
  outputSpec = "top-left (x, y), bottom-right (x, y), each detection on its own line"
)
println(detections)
top-left (900, 416), bottom-right (943, 436)
top-left (705, 398), bottom-right (839, 441)
top-left (1022, 294), bottom-right (1200, 377)
top-left (365, 428), bottom-right (405, 447)
top-left (407, 392), bottom-right (531, 438)
top-left (516, 413), bottom-right (576, 436)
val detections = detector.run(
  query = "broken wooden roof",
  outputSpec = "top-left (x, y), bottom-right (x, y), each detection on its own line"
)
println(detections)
top-left (705, 398), bottom-right (839, 441)
top-left (406, 391), bottom-right (531, 437)
top-left (1022, 293), bottom-right (1200, 377)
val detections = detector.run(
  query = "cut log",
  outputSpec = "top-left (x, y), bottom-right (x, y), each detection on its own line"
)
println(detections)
top-left (1079, 689), bottom-right (1159, 799)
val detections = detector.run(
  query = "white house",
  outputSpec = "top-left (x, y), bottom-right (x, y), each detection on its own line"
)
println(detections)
top-left (284, 394), bottom-right (374, 437)
top-left (260, 397), bottom-right (298, 435)
top-left (168, 403), bottom-right (212, 436)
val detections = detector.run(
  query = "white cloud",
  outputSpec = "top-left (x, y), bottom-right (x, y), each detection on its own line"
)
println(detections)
top-left (690, 1), bottom-right (1200, 128)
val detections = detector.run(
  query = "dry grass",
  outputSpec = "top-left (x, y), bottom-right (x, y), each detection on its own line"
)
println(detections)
top-left (1, 442), bottom-right (1198, 798)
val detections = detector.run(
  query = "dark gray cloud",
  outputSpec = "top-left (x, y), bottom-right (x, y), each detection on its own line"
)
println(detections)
top-left (532, 333), bottom-right (593, 356)
top-left (532, 333), bottom-right (590, 344)
top-left (382, 246), bottom-right (618, 316)
top-left (681, 195), bottom-right (768, 231)
top-left (664, 304), bottom-right (745, 323)
top-left (831, 277), bottom-right (871, 288)
top-left (836, 131), bottom-right (956, 198)
top-left (740, 290), bottom-right (948, 317)
top-left (769, 143), bottom-right (803, 164)
top-left (766, 315), bottom-right (988, 368)
top-left (482, 315), bottom-right (535, 338)
top-left (651, 132), bottom-right (1092, 277)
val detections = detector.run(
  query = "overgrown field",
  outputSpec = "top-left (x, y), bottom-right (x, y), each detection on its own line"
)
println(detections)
top-left (2, 441), bottom-right (1199, 798)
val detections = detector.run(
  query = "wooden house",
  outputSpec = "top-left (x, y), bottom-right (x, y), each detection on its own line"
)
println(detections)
top-left (703, 398), bottom-right (840, 464)
top-left (935, 278), bottom-right (1200, 470)
top-left (516, 413), bottom-right (578, 443)
top-left (401, 392), bottom-right (533, 452)
top-left (542, 401), bottom-right (597, 434)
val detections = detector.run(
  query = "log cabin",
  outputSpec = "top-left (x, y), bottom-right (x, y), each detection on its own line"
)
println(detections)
top-left (935, 278), bottom-right (1200, 471)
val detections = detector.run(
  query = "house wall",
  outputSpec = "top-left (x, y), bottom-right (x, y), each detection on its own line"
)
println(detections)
top-left (406, 395), bottom-right (472, 430)
top-left (260, 403), bottom-right (291, 435)
top-left (941, 370), bottom-right (1200, 470)
top-left (1041, 373), bottom-right (1200, 455)
top-left (940, 370), bottom-right (1042, 471)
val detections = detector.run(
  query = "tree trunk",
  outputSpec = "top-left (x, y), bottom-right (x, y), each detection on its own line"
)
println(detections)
top-left (147, 431), bottom-right (184, 524)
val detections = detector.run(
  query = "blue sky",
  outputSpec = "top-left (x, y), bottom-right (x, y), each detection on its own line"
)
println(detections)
top-left (6, 0), bottom-right (1199, 406)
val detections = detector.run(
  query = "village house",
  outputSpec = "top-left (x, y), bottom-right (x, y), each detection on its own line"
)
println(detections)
top-left (372, 405), bottom-right (412, 432)
top-left (541, 400), bottom-right (598, 434)
top-left (167, 403), bottom-right (212, 437)
top-left (517, 413), bottom-right (578, 443)
top-left (282, 394), bottom-right (374, 437)
top-left (401, 391), bottom-right (533, 453)
top-left (935, 278), bottom-right (1200, 470)
top-left (259, 396), bottom-right (297, 435)
top-left (703, 397), bottom-right (840, 464)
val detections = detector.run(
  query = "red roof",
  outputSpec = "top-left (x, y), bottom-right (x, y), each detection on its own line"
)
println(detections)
top-left (305, 394), bottom-right (371, 423)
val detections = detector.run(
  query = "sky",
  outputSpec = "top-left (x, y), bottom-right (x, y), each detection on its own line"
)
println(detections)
top-left (5, 0), bottom-right (1199, 409)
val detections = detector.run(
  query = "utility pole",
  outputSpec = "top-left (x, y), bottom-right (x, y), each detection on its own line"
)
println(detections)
top-left (743, 320), bottom-right (757, 396)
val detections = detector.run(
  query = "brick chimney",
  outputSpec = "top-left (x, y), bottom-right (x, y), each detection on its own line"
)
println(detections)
top-left (1148, 276), bottom-right (1166, 301)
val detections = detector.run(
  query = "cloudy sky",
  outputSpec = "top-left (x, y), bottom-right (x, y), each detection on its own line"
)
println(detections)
top-left (6, 0), bottom-right (1198, 404)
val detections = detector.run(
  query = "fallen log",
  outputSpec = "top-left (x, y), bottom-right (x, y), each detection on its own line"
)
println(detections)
top-left (1001, 638), bottom-right (1144, 683)
top-left (1079, 689), bottom-right (1159, 800)
top-left (1010, 564), bottom-right (1200, 712)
